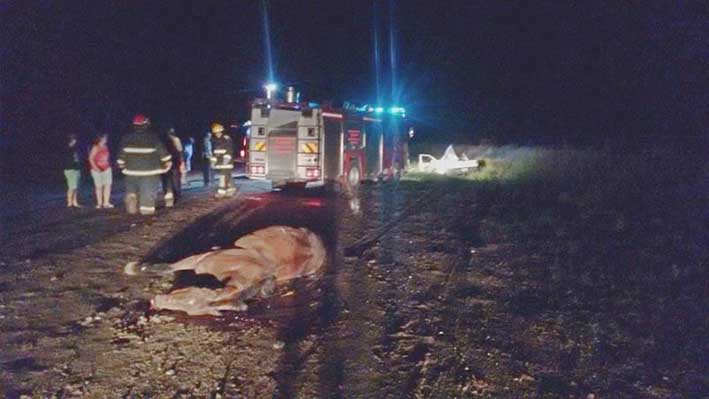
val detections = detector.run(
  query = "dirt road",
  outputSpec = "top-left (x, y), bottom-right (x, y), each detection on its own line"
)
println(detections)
top-left (1, 176), bottom-right (705, 398)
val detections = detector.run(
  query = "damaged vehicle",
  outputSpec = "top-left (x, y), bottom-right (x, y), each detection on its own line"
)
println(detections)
top-left (417, 144), bottom-right (480, 175)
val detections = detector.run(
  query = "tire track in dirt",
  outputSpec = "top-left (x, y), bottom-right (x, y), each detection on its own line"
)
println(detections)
top-left (314, 180), bottom-right (449, 398)
top-left (332, 179), bottom-right (500, 398)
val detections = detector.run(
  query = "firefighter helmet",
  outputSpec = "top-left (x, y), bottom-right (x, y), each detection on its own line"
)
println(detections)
top-left (211, 122), bottom-right (224, 134)
top-left (132, 114), bottom-right (150, 126)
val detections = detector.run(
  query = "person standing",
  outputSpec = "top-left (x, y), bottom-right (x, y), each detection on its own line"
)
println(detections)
top-left (63, 134), bottom-right (82, 208)
top-left (161, 128), bottom-right (183, 207)
top-left (202, 130), bottom-right (213, 187)
top-left (88, 133), bottom-right (114, 209)
top-left (182, 136), bottom-right (194, 185)
top-left (116, 114), bottom-right (171, 215)
top-left (209, 122), bottom-right (236, 198)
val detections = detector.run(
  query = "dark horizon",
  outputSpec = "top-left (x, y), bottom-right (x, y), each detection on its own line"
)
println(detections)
top-left (1, 1), bottom-right (707, 172)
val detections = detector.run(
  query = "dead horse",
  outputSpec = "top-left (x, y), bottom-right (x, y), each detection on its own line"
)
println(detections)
top-left (150, 226), bottom-right (326, 316)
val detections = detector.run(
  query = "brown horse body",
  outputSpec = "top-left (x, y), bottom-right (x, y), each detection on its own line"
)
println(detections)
top-left (151, 226), bottom-right (325, 316)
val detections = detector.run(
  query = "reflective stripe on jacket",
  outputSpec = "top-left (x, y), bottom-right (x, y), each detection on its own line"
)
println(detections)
top-left (211, 134), bottom-right (233, 169)
top-left (117, 127), bottom-right (170, 176)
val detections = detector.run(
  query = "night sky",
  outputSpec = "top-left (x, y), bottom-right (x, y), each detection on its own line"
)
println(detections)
top-left (1, 1), bottom-right (707, 176)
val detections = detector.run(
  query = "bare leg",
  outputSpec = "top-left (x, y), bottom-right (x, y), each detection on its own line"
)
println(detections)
top-left (66, 189), bottom-right (73, 207)
top-left (72, 189), bottom-right (81, 207)
top-left (103, 184), bottom-right (113, 207)
top-left (95, 186), bottom-right (103, 208)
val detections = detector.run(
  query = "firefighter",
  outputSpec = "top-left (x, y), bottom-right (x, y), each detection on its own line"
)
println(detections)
top-left (209, 122), bottom-right (236, 198)
top-left (116, 114), bottom-right (171, 215)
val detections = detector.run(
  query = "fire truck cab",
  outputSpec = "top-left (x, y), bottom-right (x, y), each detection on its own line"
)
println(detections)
top-left (247, 96), bottom-right (409, 188)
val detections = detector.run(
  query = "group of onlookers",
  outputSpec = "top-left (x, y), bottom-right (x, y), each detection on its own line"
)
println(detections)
top-left (62, 114), bottom-right (234, 214)
top-left (63, 133), bottom-right (114, 208)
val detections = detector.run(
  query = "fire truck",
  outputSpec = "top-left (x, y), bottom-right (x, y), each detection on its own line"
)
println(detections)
top-left (246, 87), bottom-right (410, 188)
top-left (227, 121), bottom-right (249, 171)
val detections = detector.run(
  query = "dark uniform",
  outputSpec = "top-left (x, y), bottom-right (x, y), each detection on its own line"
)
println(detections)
top-left (202, 131), bottom-right (213, 186)
top-left (210, 128), bottom-right (235, 198)
top-left (161, 131), bottom-right (183, 207)
top-left (117, 116), bottom-right (171, 215)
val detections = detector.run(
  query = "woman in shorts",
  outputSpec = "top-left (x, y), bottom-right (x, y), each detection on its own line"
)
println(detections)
top-left (63, 134), bottom-right (82, 207)
top-left (88, 133), bottom-right (114, 208)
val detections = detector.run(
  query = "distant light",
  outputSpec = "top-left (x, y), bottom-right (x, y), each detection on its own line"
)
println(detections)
top-left (408, 127), bottom-right (415, 138)
top-left (374, 107), bottom-right (384, 114)
top-left (389, 106), bottom-right (405, 114)
top-left (264, 83), bottom-right (278, 99)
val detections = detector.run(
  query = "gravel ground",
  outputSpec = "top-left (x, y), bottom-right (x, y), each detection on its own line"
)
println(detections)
top-left (1, 174), bottom-right (706, 398)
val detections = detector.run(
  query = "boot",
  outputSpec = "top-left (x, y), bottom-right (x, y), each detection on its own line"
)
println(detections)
top-left (165, 192), bottom-right (174, 208)
top-left (125, 193), bottom-right (138, 214)
top-left (139, 206), bottom-right (156, 216)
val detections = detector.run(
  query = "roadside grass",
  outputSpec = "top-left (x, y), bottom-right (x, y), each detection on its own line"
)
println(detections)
top-left (412, 145), bottom-right (708, 394)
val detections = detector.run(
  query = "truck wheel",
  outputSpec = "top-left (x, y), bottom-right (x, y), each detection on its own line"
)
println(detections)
top-left (347, 164), bottom-right (361, 187)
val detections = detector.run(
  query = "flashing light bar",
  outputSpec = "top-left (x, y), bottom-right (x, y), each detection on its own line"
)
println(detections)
top-left (367, 106), bottom-right (405, 116)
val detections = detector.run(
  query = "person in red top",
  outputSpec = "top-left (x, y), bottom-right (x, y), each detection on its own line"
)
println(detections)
top-left (88, 133), bottom-right (114, 209)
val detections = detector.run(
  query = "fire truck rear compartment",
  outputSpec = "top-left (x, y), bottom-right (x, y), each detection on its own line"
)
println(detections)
top-left (267, 123), bottom-right (298, 185)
